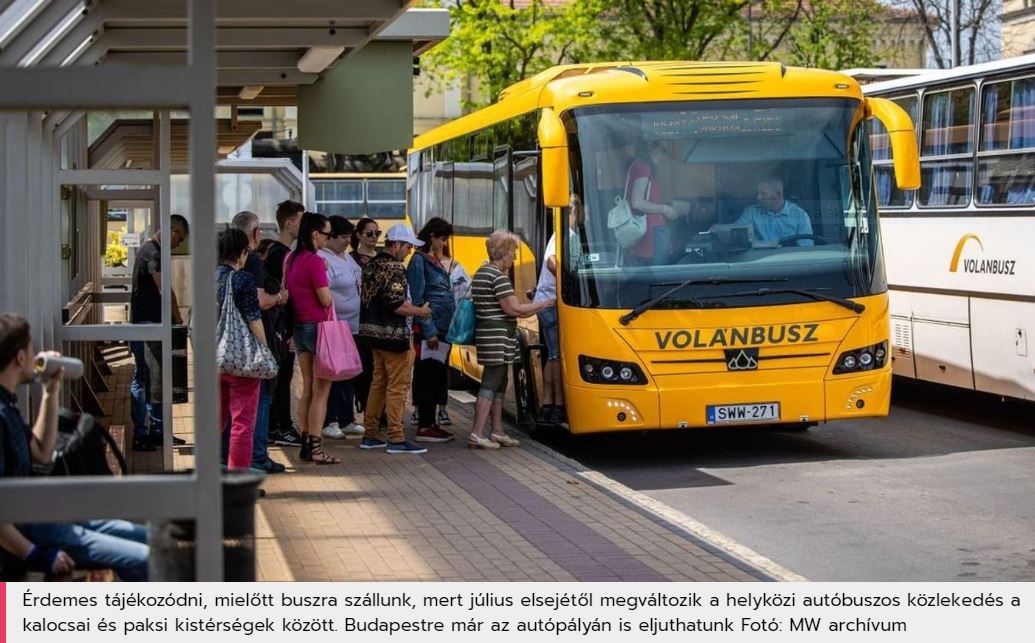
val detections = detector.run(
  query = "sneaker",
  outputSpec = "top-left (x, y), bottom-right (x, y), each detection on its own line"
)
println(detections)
top-left (342, 422), bottom-right (365, 436)
top-left (252, 458), bottom-right (286, 474)
top-left (322, 423), bottom-right (346, 439)
top-left (415, 425), bottom-right (454, 443)
top-left (269, 427), bottom-right (304, 447)
top-left (360, 437), bottom-right (387, 450)
top-left (132, 436), bottom-right (156, 452)
top-left (437, 408), bottom-right (453, 426)
top-left (386, 440), bottom-right (428, 455)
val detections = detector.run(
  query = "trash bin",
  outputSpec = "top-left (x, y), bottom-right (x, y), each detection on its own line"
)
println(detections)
top-left (172, 325), bottom-right (188, 403)
top-left (148, 469), bottom-right (265, 581)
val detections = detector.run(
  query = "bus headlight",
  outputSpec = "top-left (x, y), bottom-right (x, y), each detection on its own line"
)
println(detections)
top-left (833, 341), bottom-right (888, 375)
top-left (579, 356), bottom-right (646, 385)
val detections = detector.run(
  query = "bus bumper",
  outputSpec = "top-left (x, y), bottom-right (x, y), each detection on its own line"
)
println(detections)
top-left (564, 367), bottom-right (892, 434)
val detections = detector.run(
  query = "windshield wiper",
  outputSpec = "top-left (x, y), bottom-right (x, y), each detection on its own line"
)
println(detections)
top-left (618, 277), bottom-right (787, 326)
top-left (708, 287), bottom-right (865, 314)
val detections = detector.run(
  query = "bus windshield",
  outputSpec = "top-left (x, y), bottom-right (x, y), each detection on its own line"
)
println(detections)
top-left (562, 98), bottom-right (885, 311)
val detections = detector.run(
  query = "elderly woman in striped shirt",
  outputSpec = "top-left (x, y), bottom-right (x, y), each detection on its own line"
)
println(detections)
top-left (468, 230), bottom-right (554, 449)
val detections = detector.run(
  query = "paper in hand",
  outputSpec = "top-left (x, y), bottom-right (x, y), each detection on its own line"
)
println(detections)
top-left (420, 340), bottom-right (450, 363)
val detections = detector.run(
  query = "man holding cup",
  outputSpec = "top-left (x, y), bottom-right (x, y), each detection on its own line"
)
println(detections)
top-left (0, 313), bottom-right (149, 580)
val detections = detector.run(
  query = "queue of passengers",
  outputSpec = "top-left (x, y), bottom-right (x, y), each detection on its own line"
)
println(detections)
top-left (214, 200), bottom-right (555, 469)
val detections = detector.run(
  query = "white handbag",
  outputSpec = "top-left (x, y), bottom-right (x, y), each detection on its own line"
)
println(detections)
top-left (607, 170), bottom-right (648, 249)
top-left (216, 270), bottom-right (278, 379)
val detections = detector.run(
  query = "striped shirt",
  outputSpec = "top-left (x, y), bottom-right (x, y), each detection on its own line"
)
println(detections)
top-left (472, 263), bottom-right (517, 366)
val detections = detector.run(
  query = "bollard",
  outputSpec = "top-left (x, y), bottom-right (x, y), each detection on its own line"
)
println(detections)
top-left (148, 469), bottom-right (265, 580)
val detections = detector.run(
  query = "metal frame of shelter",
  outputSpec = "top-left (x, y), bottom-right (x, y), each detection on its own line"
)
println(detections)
top-left (0, 0), bottom-right (447, 581)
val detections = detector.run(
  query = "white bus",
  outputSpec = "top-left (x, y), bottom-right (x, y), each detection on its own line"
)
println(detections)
top-left (863, 55), bottom-right (1035, 401)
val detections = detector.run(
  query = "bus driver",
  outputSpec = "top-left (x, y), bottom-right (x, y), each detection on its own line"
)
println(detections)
top-left (736, 175), bottom-right (813, 247)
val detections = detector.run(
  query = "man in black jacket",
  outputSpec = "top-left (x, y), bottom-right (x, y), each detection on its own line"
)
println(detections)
top-left (263, 200), bottom-right (304, 449)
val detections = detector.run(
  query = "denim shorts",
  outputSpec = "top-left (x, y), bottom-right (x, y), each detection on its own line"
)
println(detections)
top-left (537, 306), bottom-right (560, 361)
top-left (293, 323), bottom-right (318, 355)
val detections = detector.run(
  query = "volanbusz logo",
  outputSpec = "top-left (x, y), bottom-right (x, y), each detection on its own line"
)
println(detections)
top-left (725, 348), bottom-right (759, 371)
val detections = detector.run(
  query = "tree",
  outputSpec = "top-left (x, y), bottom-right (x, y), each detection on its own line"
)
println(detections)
top-left (890, 0), bottom-right (1000, 67)
top-left (783, 0), bottom-right (882, 69)
top-left (420, 0), bottom-right (606, 109)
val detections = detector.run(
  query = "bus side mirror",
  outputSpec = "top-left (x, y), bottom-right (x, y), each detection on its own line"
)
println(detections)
top-left (538, 108), bottom-right (570, 208)
top-left (866, 97), bottom-right (920, 190)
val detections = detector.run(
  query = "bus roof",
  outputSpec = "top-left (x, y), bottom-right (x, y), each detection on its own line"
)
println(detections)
top-left (412, 61), bottom-right (865, 152)
top-left (862, 54), bottom-right (1035, 95)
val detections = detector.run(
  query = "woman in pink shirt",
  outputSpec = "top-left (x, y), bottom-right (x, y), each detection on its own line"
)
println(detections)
top-left (285, 212), bottom-right (339, 464)
top-left (625, 140), bottom-right (681, 265)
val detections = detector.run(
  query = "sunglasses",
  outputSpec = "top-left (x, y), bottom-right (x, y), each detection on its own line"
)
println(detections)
top-left (363, 230), bottom-right (382, 238)
top-left (314, 229), bottom-right (331, 237)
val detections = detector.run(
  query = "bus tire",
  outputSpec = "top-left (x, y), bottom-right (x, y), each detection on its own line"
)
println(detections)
top-left (513, 355), bottom-right (538, 432)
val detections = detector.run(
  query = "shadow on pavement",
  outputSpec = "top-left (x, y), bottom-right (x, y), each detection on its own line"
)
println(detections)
top-left (531, 377), bottom-right (1035, 492)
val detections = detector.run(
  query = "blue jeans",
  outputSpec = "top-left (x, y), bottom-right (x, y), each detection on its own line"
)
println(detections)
top-left (19, 519), bottom-right (148, 581)
top-left (325, 379), bottom-right (355, 427)
top-left (537, 306), bottom-right (560, 361)
top-left (129, 341), bottom-right (162, 437)
top-left (252, 380), bottom-right (273, 465)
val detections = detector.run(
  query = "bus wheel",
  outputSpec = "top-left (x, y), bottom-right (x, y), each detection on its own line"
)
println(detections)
top-left (513, 359), bottom-right (538, 432)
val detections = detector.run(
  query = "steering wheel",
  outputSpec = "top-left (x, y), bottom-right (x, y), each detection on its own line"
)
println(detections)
top-left (778, 234), bottom-right (829, 247)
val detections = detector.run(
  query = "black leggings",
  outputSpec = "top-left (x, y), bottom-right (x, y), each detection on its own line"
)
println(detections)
top-left (413, 351), bottom-right (449, 427)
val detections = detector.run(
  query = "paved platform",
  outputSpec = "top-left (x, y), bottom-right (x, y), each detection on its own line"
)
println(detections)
top-left (252, 397), bottom-right (766, 582)
top-left (97, 343), bottom-right (767, 582)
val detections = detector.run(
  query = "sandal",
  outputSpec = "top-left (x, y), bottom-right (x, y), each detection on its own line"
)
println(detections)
top-left (491, 433), bottom-right (520, 447)
top-left (301, 435), bottom-right (341, 464)
top-left (467, 434), bottom-right (500, 450)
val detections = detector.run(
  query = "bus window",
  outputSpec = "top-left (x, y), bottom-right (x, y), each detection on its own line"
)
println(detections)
top-left (366, 178), bottom-right (406, 218)
top-left (976, 77), bottom-right (1035, 205)
top-left (563, 98), bottom-right (883, 310)
top-left (922, 87), bottom-right (974, 156)
top-left (314, 179), bottom-right (364, 216)
top-left (871, 94), bottom-right (917, 207)
top-left (433, 162), bottom-right (454, 224)
top-left (920, 87), bottom-right (974, 207)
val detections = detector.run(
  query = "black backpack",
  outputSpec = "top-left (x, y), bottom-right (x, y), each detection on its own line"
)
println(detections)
top-left (36, 408), bottom-right (127, 477)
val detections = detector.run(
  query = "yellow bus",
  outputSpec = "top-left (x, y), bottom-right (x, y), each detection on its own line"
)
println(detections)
top-left (409, 61), bottom-right (920, 434)
top-left (311, 172), bottom-right (407, 234)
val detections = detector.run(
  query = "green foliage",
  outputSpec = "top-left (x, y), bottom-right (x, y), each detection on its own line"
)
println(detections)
top-left (104, 231), bottom-right (127, 268)
top-left (783, 0), bottom-right (882, 70)
top-left (420, 0), bottom-right (608, 110)
top-left (420, 0), bottom-right (882, 109)
top-left (600, 0), bottom-right (752, 61)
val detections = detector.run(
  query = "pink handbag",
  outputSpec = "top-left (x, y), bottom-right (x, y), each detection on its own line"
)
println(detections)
top-left (315, 306), bottom-right (362, 381)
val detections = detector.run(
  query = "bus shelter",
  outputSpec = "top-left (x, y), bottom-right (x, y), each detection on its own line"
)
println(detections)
top-left (0, 0), bottom-right (448, 580)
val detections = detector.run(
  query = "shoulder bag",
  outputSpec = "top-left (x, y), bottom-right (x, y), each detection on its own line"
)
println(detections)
top-left (445, 274), bottom-right (475, 345)
top-left (607, 169), bottom-right (649, 249)
top-left (315, 305), bottom-right (362, 381)
top-left (217, 270), bottom-right (279, 379)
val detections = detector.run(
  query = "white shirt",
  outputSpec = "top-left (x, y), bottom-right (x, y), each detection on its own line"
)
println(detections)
top-left (533, 234), bottom-right (557, 303)
top-left (318, 248), bottom-right (363, 333)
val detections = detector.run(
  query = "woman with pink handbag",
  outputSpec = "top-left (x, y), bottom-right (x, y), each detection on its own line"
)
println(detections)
top-left (318, 216), bottom-right (365, 439)
top-left (284, 212), bottom-right (340, 464)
